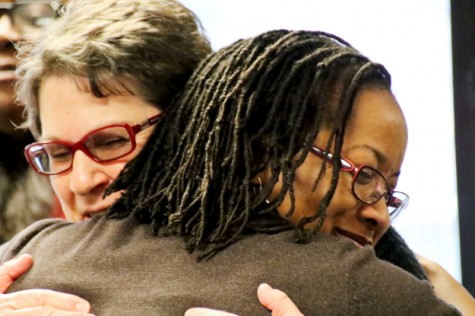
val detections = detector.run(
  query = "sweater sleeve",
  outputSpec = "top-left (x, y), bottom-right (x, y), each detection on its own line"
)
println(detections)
top-left (346, 246), bottom-right (460, 315)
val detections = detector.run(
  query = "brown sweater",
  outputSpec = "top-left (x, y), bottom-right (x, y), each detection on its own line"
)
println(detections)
top-left (0, 215), bottom-right (460, 316)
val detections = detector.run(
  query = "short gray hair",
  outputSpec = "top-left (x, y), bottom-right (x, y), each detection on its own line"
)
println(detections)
top-left (16, 0), bottom-right (211, 137)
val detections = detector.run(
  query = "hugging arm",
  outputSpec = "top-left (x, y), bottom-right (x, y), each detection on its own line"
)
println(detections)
top-left (417, 254), bottom-right (475, 316)
top-left (0, 254), bottom-right (32, 293)
top-left (185, 283), bottom-right (303, 316)
top-left (375, 226), bottom-right (475, 313)
top-left (0, 255), bottom-right (93, 315)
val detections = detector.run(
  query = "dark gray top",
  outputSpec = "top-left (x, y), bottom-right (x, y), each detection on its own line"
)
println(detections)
top-left (0, 215), bottom-right (460, 315)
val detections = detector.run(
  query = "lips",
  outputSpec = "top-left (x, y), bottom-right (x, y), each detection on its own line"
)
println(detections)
top-left (335, 228), bottom-right (372, 247)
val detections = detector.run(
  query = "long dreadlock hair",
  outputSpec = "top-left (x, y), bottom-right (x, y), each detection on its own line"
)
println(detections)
top-left (108, 30), bottom-right (391, 259)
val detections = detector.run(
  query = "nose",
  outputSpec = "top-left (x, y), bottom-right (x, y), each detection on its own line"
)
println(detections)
top-left (357, 199), bottom-right (391, 231)
top-left (69, 150), bottom-right (111, 197)
top-left (0, 14), bottom-right (20, 48)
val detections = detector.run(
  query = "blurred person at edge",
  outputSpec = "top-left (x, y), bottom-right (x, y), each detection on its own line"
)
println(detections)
top-left (0, 0), bottom-right (64, 244)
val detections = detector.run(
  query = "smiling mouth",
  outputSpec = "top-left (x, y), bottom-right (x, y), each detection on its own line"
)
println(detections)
top-left (335, 228), bottom-right (371, 247)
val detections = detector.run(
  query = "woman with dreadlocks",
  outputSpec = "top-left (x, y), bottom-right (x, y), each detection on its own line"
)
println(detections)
top-left (1, 29), bottom-right (468, 315)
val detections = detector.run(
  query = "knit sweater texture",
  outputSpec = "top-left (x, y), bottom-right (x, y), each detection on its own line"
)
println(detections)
top-left (0, 215), bottom-right (460, 316)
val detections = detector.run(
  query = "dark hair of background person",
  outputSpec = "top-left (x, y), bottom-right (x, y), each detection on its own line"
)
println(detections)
top-left (0, 0), bottom-right (63, 243)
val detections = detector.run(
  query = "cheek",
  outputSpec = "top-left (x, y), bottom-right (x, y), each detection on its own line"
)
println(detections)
top-left (319, 177), bottom-right (358, 231)
top-left (49, 174), bottom-right (71, 203)
top-left (49, 175), bottom-right (75, 219)
top-left (276, 165), bottom-right (333, 225)
top-left (110, 162), bottom-right (127, 179)
top-left (126, 139), bottom-right (148, 162)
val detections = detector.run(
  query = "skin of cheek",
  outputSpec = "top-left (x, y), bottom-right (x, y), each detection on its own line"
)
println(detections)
top-left (267, 127), bottom-right (352, 230)
top-left (50, 134), bottom-right (152, 221)
top-left (49, 162), bottom-right (126, 221)
top-left (316, 174), bottom-right (359, 233)
top-left (270, 154), bottom-right (334, 227)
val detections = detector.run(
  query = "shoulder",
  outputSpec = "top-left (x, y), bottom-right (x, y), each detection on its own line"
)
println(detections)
top-left (219, 232), bottom-right (460, 315)
top-left (340, 240), bottom-right (460, 315)
top-left (0, 218), bottom-right (69, 263)
top-left (0, 214), bottom-right (151, 266)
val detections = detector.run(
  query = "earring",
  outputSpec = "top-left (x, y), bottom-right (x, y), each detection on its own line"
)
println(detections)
top-left (255, 176), bottom-right (270, 204)
top-left (256, 176), bottom-right (263, 192)
top-left (252, 176), bottom-right (263, 196)
top-left (257, 176), bottom-right (271, 204)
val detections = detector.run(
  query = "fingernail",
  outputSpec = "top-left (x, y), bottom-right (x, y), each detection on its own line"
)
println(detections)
top-left (76, 302), bottom-right (90, 312)
top-left (259, 283), bottom-right (271, 290)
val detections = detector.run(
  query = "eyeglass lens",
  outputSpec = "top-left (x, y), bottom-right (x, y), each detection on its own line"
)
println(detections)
top-left (387, 191), bottom-right (409, 219)
top-left (27, 126), bottom-right (134, 174)
top-left (352, 166), bottom-right (388, 204)
top-left (353, 166), bottom-right (408, 218)
top-left (1, 2), bottom-right (57, 36)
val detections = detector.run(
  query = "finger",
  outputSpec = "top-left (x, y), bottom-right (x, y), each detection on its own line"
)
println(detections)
top-left (414, 253), bottom-right (426, 262)
top-left (0, 306), bottom-right (95, 315)
top-left (185, 307), bottom-right (238, 316)
top-left (0, 255), bottom-right (34, 293)
top-left (0, 307), bottom-right (95, 315)
top-left (0, 289), bottom-right (91, 313)
top-left (257, 283), bottom-right (303, 316)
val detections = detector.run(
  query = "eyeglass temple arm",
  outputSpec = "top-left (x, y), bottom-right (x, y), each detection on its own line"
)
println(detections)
top-left (388, 192), bottom-right (409, 208)
top-left (305, 144), bottom-right (352, 169)
top-left (133, 113), bottom-right (162, 133)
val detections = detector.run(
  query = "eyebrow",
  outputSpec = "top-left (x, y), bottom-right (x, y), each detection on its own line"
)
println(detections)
top-left (345, 144), bottom-right (401, 178)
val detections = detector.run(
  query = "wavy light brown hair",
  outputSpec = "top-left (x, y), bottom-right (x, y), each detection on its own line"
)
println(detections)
top-left (16, 0), bottom-right (211, 138)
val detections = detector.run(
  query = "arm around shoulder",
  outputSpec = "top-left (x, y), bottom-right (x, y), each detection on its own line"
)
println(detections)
top-left (347, 247), bottom-right (461, 315)
top-left (417, 254), bottom-right (475, 316)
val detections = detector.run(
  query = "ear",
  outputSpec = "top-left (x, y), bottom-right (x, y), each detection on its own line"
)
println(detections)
top-left (250, 167), bottom-right (272, 187)
top-left (250, 165), bottom-right (284, 205)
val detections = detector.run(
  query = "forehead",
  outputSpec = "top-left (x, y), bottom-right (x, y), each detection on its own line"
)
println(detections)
top-left (38, 75), bottom-right (158, 141)
top-left (348, 88), bottom-right (406, 132)
top-left (343, 87), bottom-right (408, 165)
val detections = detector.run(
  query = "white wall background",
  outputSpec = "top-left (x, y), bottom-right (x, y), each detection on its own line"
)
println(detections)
top-left (180, 0), bottom-right (460, 280)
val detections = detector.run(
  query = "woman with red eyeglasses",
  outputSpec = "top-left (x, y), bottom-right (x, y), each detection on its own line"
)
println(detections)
top-left (0, 0), bottom-right (210, 314)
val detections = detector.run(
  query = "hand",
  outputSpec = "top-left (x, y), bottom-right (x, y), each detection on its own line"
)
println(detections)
top-left (257, 283), bottom-right (303, 316)
top-left (0, 254), bottom-right (94, 315)
top-left (185, 307), bottom-right (237, 316)
top-left (417, 254), bottom-right (475, 315)
top-left (0, 254), bottom-right (33, 293)
top-left (184, 283), bottom-right (303, 316)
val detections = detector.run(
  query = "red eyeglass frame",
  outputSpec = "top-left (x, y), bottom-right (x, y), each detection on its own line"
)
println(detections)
top-left (306, 144), bottom-right (409, 215)
top-left (25, 113), bottom-right (162, 175)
